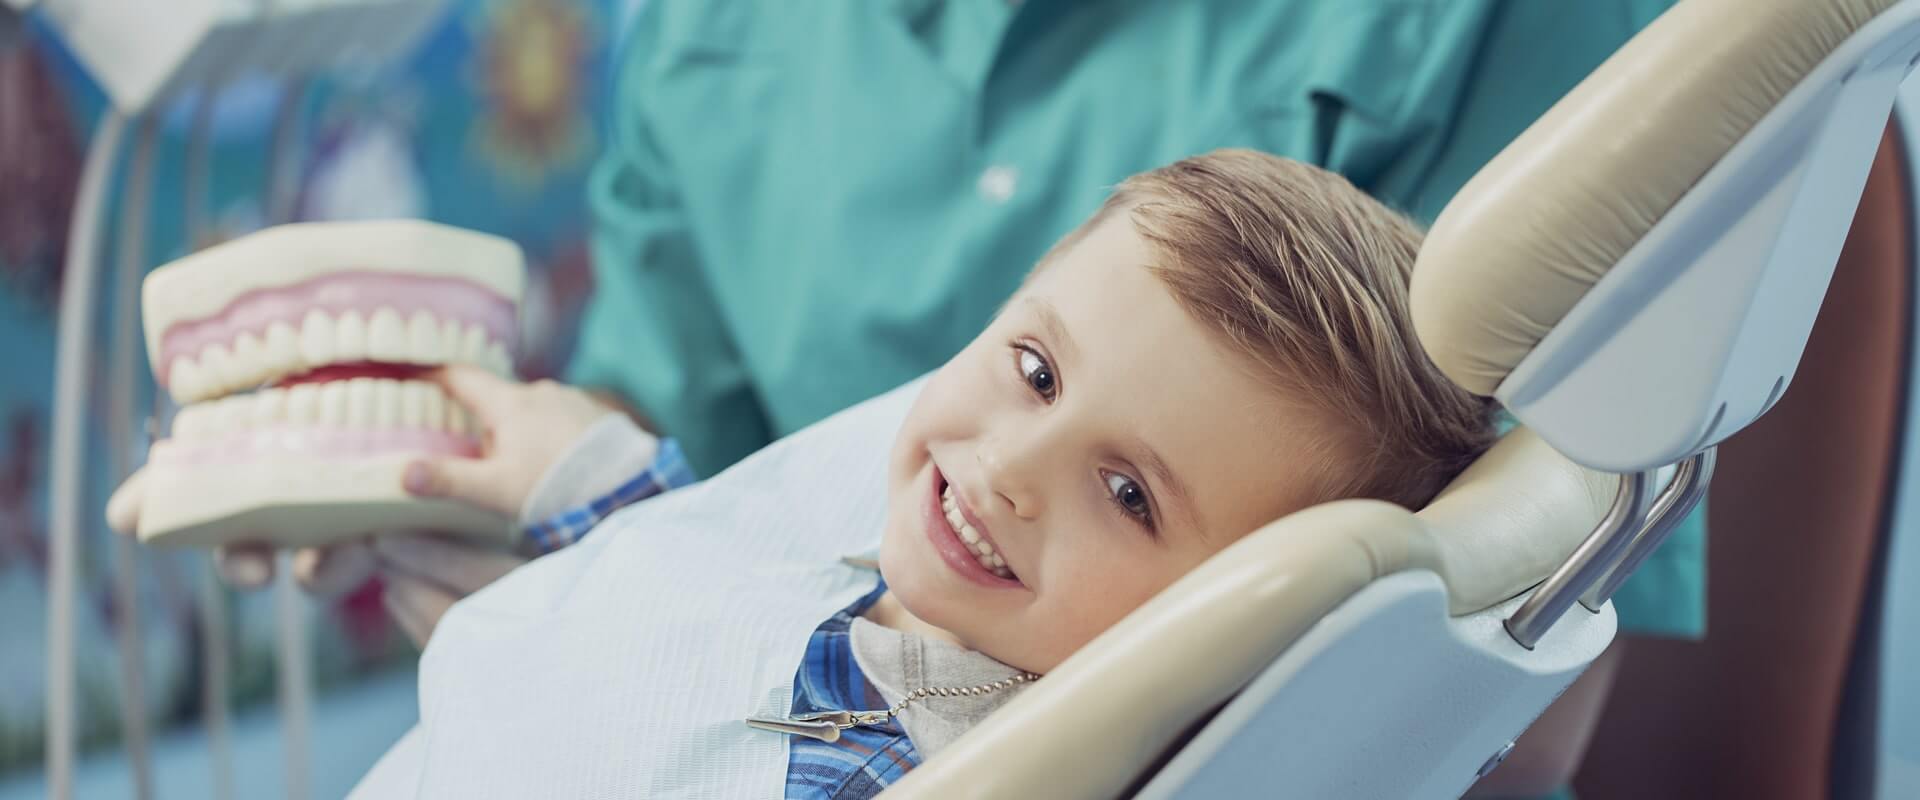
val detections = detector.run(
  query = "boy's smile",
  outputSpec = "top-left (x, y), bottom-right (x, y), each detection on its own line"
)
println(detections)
top-left (874, 213), bottom-right (1333, 673)
top-left (924, 465), bottom-right (1026, 587)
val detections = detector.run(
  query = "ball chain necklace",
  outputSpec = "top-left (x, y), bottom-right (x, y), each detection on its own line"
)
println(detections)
top-left (745, 671), bottom-right (1042, 743)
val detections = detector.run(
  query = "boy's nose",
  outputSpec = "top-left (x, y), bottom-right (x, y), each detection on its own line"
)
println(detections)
top-left (977, 437), bottom-right (1043, 520)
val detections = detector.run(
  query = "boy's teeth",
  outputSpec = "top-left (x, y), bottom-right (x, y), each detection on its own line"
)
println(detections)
top-left (168, 308), bottom-right (516, 404)
top-left (940, 484), bottom-right (1016, 580)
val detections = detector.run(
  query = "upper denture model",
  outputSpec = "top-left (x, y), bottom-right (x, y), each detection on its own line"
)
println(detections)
top-left (120, 220), bottom-right (523, 548)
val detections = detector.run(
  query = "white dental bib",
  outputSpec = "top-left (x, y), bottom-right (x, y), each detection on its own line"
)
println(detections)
top-left (352, 382), bottom-right (920, 798)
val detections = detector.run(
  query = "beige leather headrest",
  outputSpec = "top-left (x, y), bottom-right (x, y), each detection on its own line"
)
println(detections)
top-left (885, 430), bottom-right (1612, 798)
top-left (1421, 428), bottom-right (1617, 613)
top-left (1410, 0), bottom-right (1898, 395)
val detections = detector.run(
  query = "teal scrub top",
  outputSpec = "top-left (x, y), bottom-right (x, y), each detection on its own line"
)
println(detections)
top-left (572, 0), bottom-right (1701, 639)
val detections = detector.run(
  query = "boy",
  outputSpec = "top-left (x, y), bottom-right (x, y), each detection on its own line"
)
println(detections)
top-left (356, 149), bottom-right (1493, 797)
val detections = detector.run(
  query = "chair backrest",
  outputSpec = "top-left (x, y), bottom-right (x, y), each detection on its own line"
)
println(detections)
top-left (1410, 2), bottom-right (1920, 793)
top-left (1578, 119), bottom-right (1913, 800)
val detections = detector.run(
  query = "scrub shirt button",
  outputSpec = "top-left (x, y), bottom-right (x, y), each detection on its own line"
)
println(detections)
top-left (978, 164), bottom-right (1019, 204)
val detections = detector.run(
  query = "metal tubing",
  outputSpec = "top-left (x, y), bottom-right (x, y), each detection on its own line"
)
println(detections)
top-left (184, 84), bottom-right (236, 800)
top-left (266, 77), bottom-right (313, 800)
top-left (1580, 449), bottom-right (1718, 611)
top-left (107, 113), bottom-right (158, 800)
top-left (1505, 471), bottom-right (1653, 650)
top-left (47, 109), bottom-right (126, 800)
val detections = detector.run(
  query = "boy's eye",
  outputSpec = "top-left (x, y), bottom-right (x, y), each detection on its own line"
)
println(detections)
top-left (1017, 347), bottom-right (1057, 401)
top-left (1105, 471), bottom-right (1153, 523)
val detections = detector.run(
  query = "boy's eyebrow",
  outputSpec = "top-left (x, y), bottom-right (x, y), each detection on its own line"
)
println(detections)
top-left (1023, 297), bottom-right (1079, 365)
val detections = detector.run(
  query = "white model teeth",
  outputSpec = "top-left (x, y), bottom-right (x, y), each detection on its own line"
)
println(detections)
top-left (941, 485), bottom-right (1013, 579)
top-left (367, 308), bottom-right (407, 361)
top-left (168, 379), bottom-right (480, 440)
top-left (335, 310), bottom-right (369, 362)
top-left (408, 312), bottom-right (440, 362)
top-left (167, 308), bottom-right (515, 404)
top-left (346, 378), bottom-right (376, 426)
top-left (300, 310), bottom-right (336, 366)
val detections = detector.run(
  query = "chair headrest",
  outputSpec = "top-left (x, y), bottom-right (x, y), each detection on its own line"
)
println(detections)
top-left (1410, 0), bottom-right (1899, 396)
top-left (1419, 428), bottom-right (1617, 614)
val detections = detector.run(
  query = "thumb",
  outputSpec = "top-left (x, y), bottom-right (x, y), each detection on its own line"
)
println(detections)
top-left (403, 458), bottom-right (514, 516)
top-left (106, 467), bottom-right (145, 535)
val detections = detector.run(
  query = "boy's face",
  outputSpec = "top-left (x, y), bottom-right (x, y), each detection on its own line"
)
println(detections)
top-left (881, 215), bottom-right (1320, 673)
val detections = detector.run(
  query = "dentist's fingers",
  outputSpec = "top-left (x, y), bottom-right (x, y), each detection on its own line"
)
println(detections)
top-left (105, 467), bottom-right (144, 535)
top-left (373, 533), bottom-right (526, 595)
top-left (403, 458), bottom-right (514, 517)
top-left (111, 467), bottom-right (374, 596)
top-left (292, 541), bottom-right (377, 597)
top-left (381, 569), bottom-right (456, 647)
top-left (417, 364), bottom-right (514, 425)
top-left (214, 543), bottom-right (276, 589)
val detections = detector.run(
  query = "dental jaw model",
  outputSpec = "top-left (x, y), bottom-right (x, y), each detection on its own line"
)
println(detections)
top-left (122, 220), bottom-right (520, 549)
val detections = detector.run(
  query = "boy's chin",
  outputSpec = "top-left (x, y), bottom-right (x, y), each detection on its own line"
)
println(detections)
top-left (876, 527), bottom-right (948, 618)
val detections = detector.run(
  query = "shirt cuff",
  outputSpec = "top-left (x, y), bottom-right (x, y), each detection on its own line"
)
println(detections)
top-left (519, 414), bottom-right (661, 525)
top-left (520, 418), bottom-right (698, 554)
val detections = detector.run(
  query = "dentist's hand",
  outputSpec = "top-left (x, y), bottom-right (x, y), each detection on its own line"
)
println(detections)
top-left (105, 365), bottom-right (623, 644)
top-left (397, 364), bottom-right (620, 516)
top-left (106, 469), bottom-right (381, 595)
top-left (374, 533), bottom-right (528, 645)
top-left (375, 366), bottom-right (626, 644)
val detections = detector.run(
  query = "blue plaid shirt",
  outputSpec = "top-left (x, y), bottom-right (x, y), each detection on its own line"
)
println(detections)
top-left (785, 581), bottom-right (919, 799)
top-left (522, 441), bottom-right (917, 797)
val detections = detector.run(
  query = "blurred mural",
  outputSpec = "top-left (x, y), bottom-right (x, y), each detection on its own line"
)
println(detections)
top-left (0, 0), bottom-right (624, 777)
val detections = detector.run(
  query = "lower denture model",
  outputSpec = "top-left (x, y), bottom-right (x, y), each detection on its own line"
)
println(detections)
top-left (116, 220), bottom-right (523, 549)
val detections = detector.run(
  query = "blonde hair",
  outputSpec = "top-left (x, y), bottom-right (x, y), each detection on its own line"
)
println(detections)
top-left (1048, 149), bottom-right (1493, 509)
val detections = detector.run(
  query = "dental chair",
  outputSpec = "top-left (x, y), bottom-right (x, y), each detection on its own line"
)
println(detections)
top-left (879, 0), bottom-right (1920, 796)
top-left (1583, 81), bottom-right (1920, 800)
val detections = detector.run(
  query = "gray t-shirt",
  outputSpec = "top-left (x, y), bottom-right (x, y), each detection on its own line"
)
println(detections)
top-left (848, 617), bottom-right (1030, 759)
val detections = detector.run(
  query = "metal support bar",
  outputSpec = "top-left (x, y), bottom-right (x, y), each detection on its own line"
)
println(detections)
top-left (1505, 470), bottom-right (1654, 650)
top-left (46, 108), bottom-right (126, 800)
top-left (266, 77), bottom-right (314, 800)
top-left (1580, 448), bottom-right (1717, 611)
top-left (107, 113), bottom-right (158, 800)
top-left (183, 83), bottom-right (236, 800)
